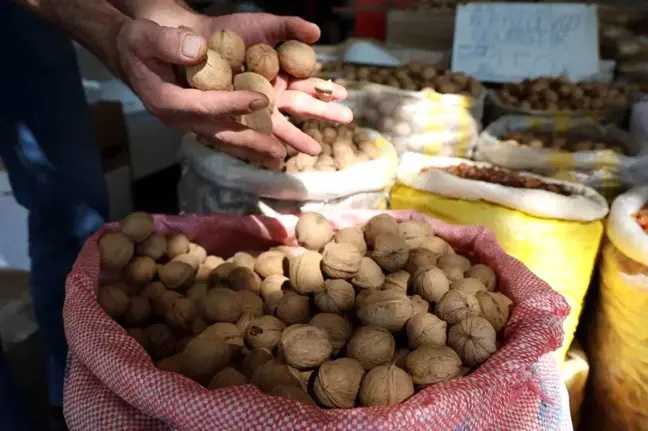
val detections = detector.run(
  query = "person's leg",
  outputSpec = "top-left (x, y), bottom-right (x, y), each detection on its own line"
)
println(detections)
top-left (0, 1), bottom-right (109, 414)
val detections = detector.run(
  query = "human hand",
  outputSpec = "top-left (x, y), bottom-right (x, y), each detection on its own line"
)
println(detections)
top-left (115, 15), bottom-right (352, 169)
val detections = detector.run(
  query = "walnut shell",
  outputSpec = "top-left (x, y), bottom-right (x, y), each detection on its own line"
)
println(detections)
top-left (254, 250), bottom-right (288, 278)
top-left (371, 233), bottom-right (410, 272)
top-left (228, 267), bottom-right (262, 295)
top-left (145, 323), bottom-right (176, 359)
top-left (333, 226), bottom-right (368, 254)
top-left (245, 315), bottom-right (286, 350)
top-left (123, 256), bottom-right (157, 285)
top-left (188, 243), bottom-right (207, 264)
top-left (438, 254), bottom-right (471, 281)
top-left (180, 333), bottom-right (231, 385)
top-left (237, 291), bottom-right (264, 317)
top-left (167, 234), bottom-right (190, 258)
top-left (347, 325), bottom-right (395, 370)
top-left (245, 43), bottom-right (280, 82)
top-left (153, 290), bottom-right (183, 316)
top-left (120, 212), bottom-right (154, 243)
top-left (392, 348), bottom-right (410, 369)
top-left (260, 275), bottom-right (292, 301)
top-left (358, 364), bottom-right (414, 406)
top-left (166, 298), bottom-right (199, 330)
top-left (435, 290), bottom-right (481, 325)
top-left (186, 283), bottom-right (209, 301)
top-left (196, 257), bottom-right (222, 283)
top-left (351, 257), bottom-right (385, 290)
top-left (321, 242), bottom-right (363, 279)
top-left (280, 324), bottom-right (332, 369)
top-left (251, 360), bottom-right (301, 392)
top-left (186, 49), bottom-right (233, 91)
top-left (295, 213), bottom-right (334, 251)
top-left (201, 287), bottom-right (243, 323)
top-left (420, 236), bottom-right (454, 255)
top-left (466, 264), bottom-right (497, 291)
top-left (172, 253), bottom-right (200, 270)
top-left (475, 291), bottom-right (511, 332)
top-left (97, 284), bottom-right (130, 319)
top-left (289, 250), bottom-right (325, 294)
top-left (410, 295), bottom-right (430, 316)
top-left (406, 345), bottom-right (462, 387)
top-left (448, 317), bottom-right (497, 367)
top-left (277, 40), bottom-right (317, 79)
top-left (241, 348), bottom-right (274, 378)
top-left (209, 262), bottom-right (238, 285)
top-left (451, 278), bottom-right (487, 296)
top-left (208, 29), bottom-right (246, 70)
top-left (159, 261), bottom-right (195, 289)
top-left (314, 279), bottom-right (356, 314)
top-left (357, 290), bottom-right (413, 331)
top-left (229, 252), bottom-right (256, 270)
top-left (413, 267), bottom-right (450, 304)
top-left (309, 313), bottom-right (353, 354)
top-left (235, 311), bottom-right (256, 334)
top-left (135, 234), bottom-right (167, 260)
top-left (363, 214), bottom-right (399, 248)
top-left (99, 232), bottom-right (134, 269)
top-left (313, 358), bottom-right (365, 408)
top-left (406, 312), bottom-right (447, 349)
top-left (202, 322), bottom-right (244, 357)
top-left (208, 366), bottom-right (249, 389)
top-left (382, 270), bottom-right (410, 294)
top-left (398, 220), bottom-right (434, 248)
top-left (268, 384), bottom-right (316, 405)
top-left (405, 248), bottom-right (439, 275)
top-left (275, 292), bottom-right (312, 325)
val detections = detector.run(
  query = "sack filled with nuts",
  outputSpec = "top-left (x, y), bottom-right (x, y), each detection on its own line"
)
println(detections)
top-left (391, 153), bottom-right (609, 361)
top-left (561, 341), bottom-right (589, 430)
top-left (587, 184), bottom-right (648, 430)
top-left (488, 76), bottom-right (632, 124)
top-left (64, 210), bottom-right (570, 430)
top-left (177, 122), bottom-right (398, 215)
top-left (337, 63), bottom-right (485, 158)
top-left (476, 115), bottom-right (648, 201)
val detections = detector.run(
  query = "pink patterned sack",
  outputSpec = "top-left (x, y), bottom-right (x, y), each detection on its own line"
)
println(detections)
top-left (63, 211), bottom-right (572, 431)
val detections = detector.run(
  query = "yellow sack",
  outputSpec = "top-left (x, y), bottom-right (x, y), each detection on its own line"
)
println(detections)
top-left (561, 341), bottom-right (589, 430)
top-left (391, 153), bottom-right (609, 362)
top-left (589, 185), bottom-right (648, 430)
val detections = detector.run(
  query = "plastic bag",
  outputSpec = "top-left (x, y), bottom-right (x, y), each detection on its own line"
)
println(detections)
top-left (391, 153), bottom-right (609, 362)
top-left (63, 210), bottom-right (571, 430)
top-left (177, 130), bottom-right (398, 215)
top-left (589, 185), bottom-right (648, 430)
top-left (476, 115), bottom-right (648, 200)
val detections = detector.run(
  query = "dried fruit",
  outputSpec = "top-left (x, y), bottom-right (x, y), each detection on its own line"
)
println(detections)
top-left (451, 278), bottom-right (487, 296)
top-left (228, 267), bottom-right (262, 295)
top-left (280, 324), bottom-right (332, 369)
top-left (406, 345), bottom-right (462, 387)
top-left (347, 325), bottom-right (395, 370)
top-left (475, 291), bottom-right (511, 332)
top-left (202, 322), bottom-right (244, 357)
top-left (358, 365), bottom-right (414, 406)
top-left (97, 284), bottom-right (129, 319)
top-left (321, 242), bottom-right (363, 279)
top-left (398, 220), bottom-right (434, 248)
top-left (275, 292), bottom-right (312, 325)
top-left (251, 360), bottom-right (300, 392)
top-left (241, 348), bottom-right (274, 378)
top-left (314, 79), bottom-right (334, 102)
top-left (405, 248), bottom-right (439, 275)
top-left (420, 236), bottom-right (454, 255)
top-left (230, 252), bottom-right (256, 270)
top-left (167, 235), bottom-right (190, 258)
top-left (438, 254), bottom-right (471, 281)
top-left (435, 290), bottom-right (481, 325)
top-left (357, 290), bottom-right (413, 331)
top-left (406, 312), bottom-right (447, 349)
top-left (166, 298), bottom-right (199, 330)
top-left (382, 270), bottom-right (410, 294)
top-left (179, 333), bottom-right (231, 385)
top-left (135, 234), bottom-right (167, 260)
top-left (159, 261), bottom-right (195, 289)
top-left (124, 256), bottom-right (157, 285)
top-left (238, 291), bottom-right (264, 317)
top-left (313, 358), bottom-right (365, 408)
top-left (410, 295), bottom-right (430, 316)
top-left (447, 317), bottom-right (497, 367)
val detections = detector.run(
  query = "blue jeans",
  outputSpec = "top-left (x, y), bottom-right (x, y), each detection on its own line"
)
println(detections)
top-left (0, 2), bottom-right (109, 429)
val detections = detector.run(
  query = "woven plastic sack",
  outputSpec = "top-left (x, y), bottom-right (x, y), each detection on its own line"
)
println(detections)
top-left (63, 211), bottom-right (571, 431)
top-left (177, 130), bottom-right (398, 215)
top-left (391, 153), bottom-right (609, 362)
top-left (345, 81), bottom-right (483, 157)
top-left (476, 115), bottom-right (648, 201)
top-left (589, 185), bottom-right (648, 430)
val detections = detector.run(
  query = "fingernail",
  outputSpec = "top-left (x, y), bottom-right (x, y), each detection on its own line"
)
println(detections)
top-left (182, 34), bottom-right (202, 58)
top-left (249, 99), bottom-right (269, 111)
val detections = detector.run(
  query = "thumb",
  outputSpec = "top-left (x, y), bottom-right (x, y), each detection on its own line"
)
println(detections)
top-left (127, 20), bottom-right (207, 65)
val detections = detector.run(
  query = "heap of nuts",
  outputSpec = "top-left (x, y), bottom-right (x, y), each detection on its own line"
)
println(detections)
top-left (495, 77), bottom-right (630, 113)
top-left (424, 163), bottom-right (570, 196)
top-left (633, 206), bottom-right (648, 234)
top-left (185, 29), bottom-right (327, 135)
top-left (501, 131), bottom-right (626, 153)
top-left (340, 63), bottom-right (482, 97)
top-left (284, 119), bottom-right (382, 172)
top-left (96, 211), bottom-right (514, 408)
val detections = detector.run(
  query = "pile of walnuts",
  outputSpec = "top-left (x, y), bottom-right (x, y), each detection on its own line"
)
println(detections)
top-left (341, 63), bottom-right (482, 97)
top-left (96, 211), bottom-right (514, 408)
top-left (284, 119), bottom-right (382, 172)
top-left (501, 131), bottom-right (626, 153)
top-left (425, 163), bottom-right (570, 196)
top-left (495, 77), bottom-right (630, 113)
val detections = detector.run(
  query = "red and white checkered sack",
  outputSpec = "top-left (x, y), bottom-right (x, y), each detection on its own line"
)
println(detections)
top-left (63, 211), bottom-right (572, 431)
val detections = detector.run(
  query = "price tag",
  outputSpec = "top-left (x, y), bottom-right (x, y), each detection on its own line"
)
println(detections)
top-left (451, 3), bottom-right (599, 83)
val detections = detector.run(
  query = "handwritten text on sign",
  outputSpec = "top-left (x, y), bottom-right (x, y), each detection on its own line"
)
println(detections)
top-left (451, 3), bottom-right (599, 83)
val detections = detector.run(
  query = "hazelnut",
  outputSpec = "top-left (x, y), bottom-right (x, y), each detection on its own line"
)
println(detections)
top-left (254, 250), bottom-right (288, 278)
top-left (99, 232), bottom-right (134, 269)
top-left (363, 214), bottom-right (399, 247)
top-left (321, 242), bottom-right (363, 279)
top-left (289, 251), bottom-right (325, 294)
top-left (347, 325), bottom-right (395, 370)
top-left (406, 312), bottom-right (447, 349)
top-left (244, 315), bottom-right (286, 350)
top-left (351, 257), bottom-right (385, 290)
top-left (466, 264), bottom-right (497, 291)
top-left (208, 366), bottom-right (249, 389)
top-left (245, 43), bottom-right (280, 82)
top-left (186, 49), bottom-right (233, 91)
top-left (358, 365), bottom-right (414, 406)
top-left (314, 279), bottom-right (356, 314)
top-left (413, 267), bottom-right (450, 303)
top-left (277, 40), bottom-right (317, 79)
top-left (406, 345), bottom-right (462, 387)
top-left (280, 324), bottom-right (332, 369)
top-left (120, 212), bottom-right (154, 243)
top-left (313, 358), bottom-right (365, 408)
top-left (208, 29), bottom-right (246, 70)
top-left (295, 213), bottom-right (334, 251)
top-left (370, 233), bottom-right (410, 272)
top-left (357, 290), bottom-right (413, 331)
top-left (135, 234), bottom-right (167, 260)
top-left (435, 290), bottom-right (481, 325)
top-left (201, 287), bottom-right (243, 323)
top-left (447, 317), bottom-right (497, 367)
top-left (309, 313), bottom-right (353, 354)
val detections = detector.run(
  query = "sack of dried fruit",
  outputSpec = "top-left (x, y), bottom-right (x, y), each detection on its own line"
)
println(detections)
top-left (475, 115), bottom-right (648, 201)
top-left (391, 153), bottom-right (609, 361)
top-left (64, 210), bottom-right (570, 430)
top-left (177, 123), bottom-right (398, 215)
top-left (588, 184), bottom-right (648, 430)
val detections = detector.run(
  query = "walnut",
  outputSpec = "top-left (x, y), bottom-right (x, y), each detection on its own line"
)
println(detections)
top-left (140, 281), bottom-right (167, 301)
top-left (321, 242), bottom-right (363, 279)
top-left (145, 323), bottom-right (176, 359)
top-left (405, 248), bottom-right (439, 275)
top-left (475, 291), bottom-right (511, 332)
top-left (97, 284), bottom-right (130, 319)
top-left (180, 334), bottom-right (231, 385)
top-left (244, 315), bottom-right (286, 350)
top-left (202, 322), bottom-right (245, 357)
top-left (289, 250), bottom-right (325, 294)
top-left (313, 358), bottom-right (365, 408)
top-left (447, 317), bottom-right (497, 367)
top-left (209, 262), bottom-right (238, 285)
top-left (275, 292), bottom-right (312, 325)
top-left (186, 283), bottom-right (209, 301)
top-left (391, 348), bottom-right (410, 369)
top-left (309, 313), bottom-right (353, 354)
top-left (135, 234), bottom-right (167, 260)
top-left (235, 312), bottom-right (256, 334)
top-left (419, 236), bottom-right (454, 255)
top-left (171, 253), bottom-right (200, 270)
top-left (295, 213), bottom-right (334, 251)
top-left (192, 316), bottom-right (209, 335)
top-left (228, 267), bottom-right (262, 295)
top-left (166, 298), bottom-right (199, 330)
top-left (333, 226), bottom-right (367, 254)
top-left (363, 214), bottom-right (399, 247)
top-left (451, 278), bottom-right (487, 296)
top-left (357, 290), bottom-right (413, 331)
top-left (435, 290), bottom-right (481, 325)
top-left (410, 295), bottom-right (430, 316)
top-left (120, 212), bottom-right (154, 243)
top-left (188, 243), bottom-right (207, 264)
top-left (159, 261), bottom-right (195, 289)
top-left (268, 384), bottom-right (316, 405)
top-left (370, 233), bottom-right (410, 272)
top-left (406, 345), bottom-right (462, 387)
top-left (347, 325), bottom-right (395, 370)
top-left (382, 270), bottom-right (410, 294)
top-left (254, 250), bottom-right (289, 278)
top-left (358, 365), bottom-right (414, 406)
top-left (287, 365), bottom-right (315, 391)
top-left (280, 324), bottom-right (332, 370)
top-left (123, 256), bottom-right (157, 285)
top-left (167, 234), bottom-right (190, 258)
top-left (406, 312), bottom-right (447, 349)
top-left (413, 267), bottom-right (450, 303)
top-left (438, 254), bottom-right (471, 281)
top-left (153, 290), bottom-right (183, 316)
top-left (229, 252), bottom-right (256, 270)
top-left (398, 220), bottom-right (434, 248)
top-left (201, 287), bottom-right (243, 323)
top-left (241, 348), bottom-right (274, 378)
top-left (466, 264), bottom-right (497, 291)
top-left (314, 279), bottom-right (356, 314)
top-left (208, 367), bottom-right (249, 389)
top-left (238, 291), bottom-right (264, 317)
top-left (99, 232), bottom-right (134, 269)
top-left (260, 275), bottom-right (292, 301)
top-left (351, 257), bottom-right (385, 290)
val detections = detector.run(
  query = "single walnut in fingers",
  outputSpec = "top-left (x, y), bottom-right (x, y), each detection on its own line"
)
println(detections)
top-left (245, 43), bottom-right (280, 82)
top-left (208, 29), bottom-right (246, 70)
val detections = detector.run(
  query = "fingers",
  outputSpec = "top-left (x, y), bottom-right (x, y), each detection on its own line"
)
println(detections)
top-left (249, 14), bottom-right (321, 45)
top-left (287, 78), bottom-right (348, 100)
top-left (272, 114), bottom-right (321, 156)
top-left (278, 91), bottom-right (354, 124)
top-left (125, 20), bottom-right (207, 65)
top-left (197, 137), bottom-right (284, 170)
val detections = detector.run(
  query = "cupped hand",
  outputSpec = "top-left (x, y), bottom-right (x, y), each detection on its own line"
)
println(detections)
top-left (115, 15), bottom-right (353, 169)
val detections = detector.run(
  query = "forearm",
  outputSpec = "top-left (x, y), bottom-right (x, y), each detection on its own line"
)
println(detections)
top-left (19, 0), bottom-right (128, 78)
top-left (108, 0), bottom-right (200, 27)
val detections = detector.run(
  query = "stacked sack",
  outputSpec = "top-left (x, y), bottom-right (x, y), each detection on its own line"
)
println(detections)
top-left (588, 185), bottom-right (648, 430)
top-left (390, 153), bottom-right (609, 362)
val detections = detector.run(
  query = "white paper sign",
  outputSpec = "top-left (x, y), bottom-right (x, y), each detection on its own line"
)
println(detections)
top-left (451, 3), bottom-right (599, 83)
